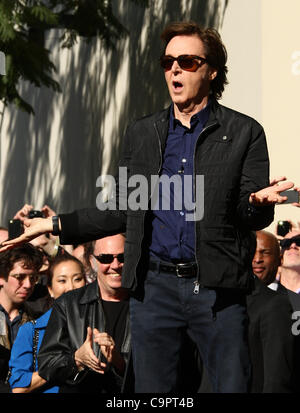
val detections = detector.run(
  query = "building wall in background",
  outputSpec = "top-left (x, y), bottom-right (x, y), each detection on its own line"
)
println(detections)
top-left (261, 0), bottom-right (300, 233)
top-left (0, 0), bottom-right (227, 225)
top-left (221, 0), bottom-right (300, 234)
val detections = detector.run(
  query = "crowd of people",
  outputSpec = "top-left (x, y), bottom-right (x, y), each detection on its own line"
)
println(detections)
top-left (0, 21), bottom-right (300, 393)
top-left (0, 203), bottom-right (133, 393)
top-left (0, 203), bottom-right (300, 393)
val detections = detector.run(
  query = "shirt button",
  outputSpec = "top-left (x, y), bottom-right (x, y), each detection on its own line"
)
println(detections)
top-left (182, 158), bottom-right (187, 163)
top-left (222, 136), bottom-right (228, 141)
top-left (180, 212), bottom-right (185, 216)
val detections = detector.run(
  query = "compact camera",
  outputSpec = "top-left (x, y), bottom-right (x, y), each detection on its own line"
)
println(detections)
top-left (28, 210), bottom-right (44, 219)
top-left (276, 220), bottom-right (291, 237)
top-left (8, 210), bottom-right (44, 239)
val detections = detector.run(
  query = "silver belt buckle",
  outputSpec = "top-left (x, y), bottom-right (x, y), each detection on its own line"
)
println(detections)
top-left (176, 263), bottom-right (186, 278)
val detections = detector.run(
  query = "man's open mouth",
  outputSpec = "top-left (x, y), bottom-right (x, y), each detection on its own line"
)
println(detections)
top-left (173, 81), bottom-right (183, 89)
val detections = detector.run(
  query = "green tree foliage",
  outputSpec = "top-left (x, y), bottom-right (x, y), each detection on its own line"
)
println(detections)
top-left (0, 0), bottom-right (148, 114)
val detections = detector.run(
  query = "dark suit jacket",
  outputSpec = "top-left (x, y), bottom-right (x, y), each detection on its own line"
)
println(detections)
top-left (277, 282), bottom-right (300, 392)
top-left (38, 282), bottom-right (132, 393)
top-left (277, 282), bottom-right (300, 311)
top-left (246, 277), bottom-right (295, 393)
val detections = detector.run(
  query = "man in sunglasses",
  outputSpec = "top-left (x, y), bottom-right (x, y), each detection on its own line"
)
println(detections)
top-left (276, 231), bottom-right (300, 390)
top-left (0, 244), bottom-right (44, 392)
top-left (37, 234), bottom-right (132, 393)
top-left (0, 21), bottom-right (296, 393)
top-left (277, 232), bottom-right (300, 307)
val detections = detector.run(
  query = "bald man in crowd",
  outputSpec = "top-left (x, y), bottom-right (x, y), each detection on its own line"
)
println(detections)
top-left (252, 230), bottom-right (281, 287)
top-left (247, 231), bottom-right (296, 392)
top-left (200, 231), bottom-right (296, 392)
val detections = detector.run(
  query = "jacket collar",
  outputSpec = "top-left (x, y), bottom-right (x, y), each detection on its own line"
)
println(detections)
top-left (153, 99), bottom-right (221, 156)
top-left (0, 311), bottom-right (6, 336)
top-left (250, 275), bottom-right (279, 296)
top-left (34, 308), bottom-right (52, 328)
top-left (79, 280), bottom-right (100, 305)
top-left (250, 275), bottom-right (265, 296)
top-left (0, 306), bottom-right (34, 349)
top-left (154, 99), bottom-right (220, 131)
top-left (204, 98), bottom-right (220, 127)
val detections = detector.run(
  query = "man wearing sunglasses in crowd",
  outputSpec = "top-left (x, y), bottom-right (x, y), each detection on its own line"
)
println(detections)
top-left (0, 244), bottom-right (44, 392)
top-left (36, 233), bottom-right (133, 393)
top-left (276, 232), bottom-right (300, 310)
top-left (276, 231), bottom-right (300, 391)
top-left (0, 21), bottom-right (297, 392)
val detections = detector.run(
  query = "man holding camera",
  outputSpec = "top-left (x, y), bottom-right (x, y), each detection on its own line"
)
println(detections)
top-left (9, 204), bottom-right (62, 257)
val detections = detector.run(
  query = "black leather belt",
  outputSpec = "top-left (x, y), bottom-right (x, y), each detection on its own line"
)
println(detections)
top-left (149, 260), bottom-right (198, 278)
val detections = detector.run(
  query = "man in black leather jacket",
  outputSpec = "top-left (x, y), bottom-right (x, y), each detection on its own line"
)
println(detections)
top-left (37, 234), bottom-right (132, 393)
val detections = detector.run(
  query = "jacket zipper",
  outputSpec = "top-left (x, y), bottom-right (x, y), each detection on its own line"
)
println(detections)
top-left (193, 122), bottom-right (218, 294)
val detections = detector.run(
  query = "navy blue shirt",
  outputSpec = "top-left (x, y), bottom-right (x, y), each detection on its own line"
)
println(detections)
top-left (149, 103), bottom-right (211, 263)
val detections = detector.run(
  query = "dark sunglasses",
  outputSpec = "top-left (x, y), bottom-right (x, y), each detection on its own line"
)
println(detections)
top-left (93, 253), bottom-right (124, 264)
top-left (160, 54), bottom-right (207, 72)
top-left (280, 236), bottom-right (300, 250)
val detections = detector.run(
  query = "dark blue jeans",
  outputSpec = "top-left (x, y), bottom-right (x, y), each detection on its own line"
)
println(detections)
top-left (130, 262), bottom-right (251, 393)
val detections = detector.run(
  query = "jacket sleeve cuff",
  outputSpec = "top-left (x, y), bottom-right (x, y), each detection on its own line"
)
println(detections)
top-left (58, 208), bottom-right (126, 245)
top-left (245, 202), bottom-right (274, 230)
top-left (58, 211), bottom-right (80, 245)
top-left (63, 354), bottom-right (88, 385)
top-left (39, 355), bottom-right (82, 385)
